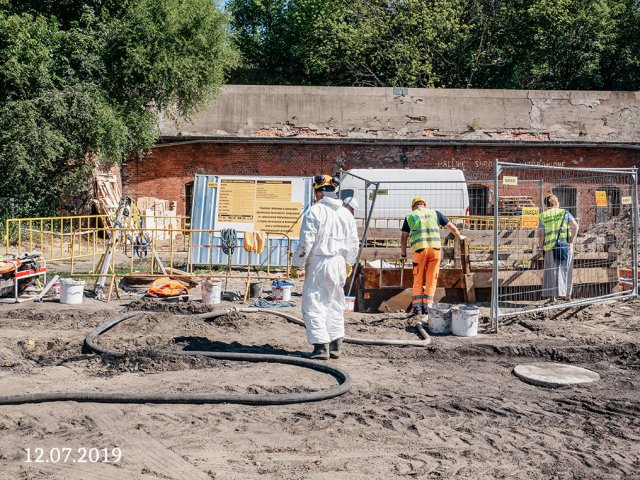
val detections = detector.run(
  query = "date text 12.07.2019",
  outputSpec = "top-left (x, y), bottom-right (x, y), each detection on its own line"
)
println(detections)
top-left (25, 447), bottom-right (122, 464)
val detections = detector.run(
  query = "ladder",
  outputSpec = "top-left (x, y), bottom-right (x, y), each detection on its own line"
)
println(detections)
top-left (94, 197), bottom-right (167, 300)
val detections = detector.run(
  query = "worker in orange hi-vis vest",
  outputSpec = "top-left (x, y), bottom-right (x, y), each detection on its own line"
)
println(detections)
top-left (400, 198), bottom-right (464, 315)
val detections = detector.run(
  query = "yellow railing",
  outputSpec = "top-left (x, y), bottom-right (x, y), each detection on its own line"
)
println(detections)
top-left (4, 215), bottom-right (190, 264)
top-left (4, 216), bottom-right (292, 281)
top-left (448, 215), bottom-right (526, 230)
top-left (360, 215), bottom-right (529, 230)
top-left (4, 215), bottom-right (109, 263)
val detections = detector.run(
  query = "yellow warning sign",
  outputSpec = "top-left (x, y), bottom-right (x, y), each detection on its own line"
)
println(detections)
top-left (503, 176), bottom-right (518, 186)
top-left (521, 206), bottom-right (540, 229)
top-left (595, 190), bottom-right (607, 207)
top-left (622, 196), bottom-right (632, 205)
top-left (207, 181), bottom-right (218, 188)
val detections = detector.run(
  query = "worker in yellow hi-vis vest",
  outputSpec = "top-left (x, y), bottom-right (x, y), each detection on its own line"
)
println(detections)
top-left (537, 194), bottom-right (579, 303)
top-left (400, 198), bottom-right (464, 315)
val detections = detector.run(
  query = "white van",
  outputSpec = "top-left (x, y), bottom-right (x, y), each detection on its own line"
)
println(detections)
top-left (339, 169), bottom-right (469, 228)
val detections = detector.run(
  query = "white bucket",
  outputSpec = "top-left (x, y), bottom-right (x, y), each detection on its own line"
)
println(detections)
top-left (344, 296), bottom-right (355, 312)
top-left (201, 280), bottom-right (222, 305)
top-left (451, 305), bottom-right (480, 337)
top-left (272, 285), bottom-right (292, 301)
top-left (427, 303), bottom-right (452, 334)
top-left (59, 279), bottom-right (85, 305)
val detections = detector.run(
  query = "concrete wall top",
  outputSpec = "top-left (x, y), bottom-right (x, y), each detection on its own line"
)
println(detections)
top-left (159, 85), bottom-right (640, 143)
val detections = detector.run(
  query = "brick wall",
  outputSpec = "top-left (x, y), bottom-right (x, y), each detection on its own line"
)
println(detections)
top-left (123, 142), bottom-right (640, 217)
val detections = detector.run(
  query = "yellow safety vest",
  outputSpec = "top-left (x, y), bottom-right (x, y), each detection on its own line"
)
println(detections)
top-left (539, 208), bottom-right (569, 252)
top-left (406, 208), bottom-right (441, 251)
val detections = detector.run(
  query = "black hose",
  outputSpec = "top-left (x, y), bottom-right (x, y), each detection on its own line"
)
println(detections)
top-left (0, 311), bottom-right (351, 406)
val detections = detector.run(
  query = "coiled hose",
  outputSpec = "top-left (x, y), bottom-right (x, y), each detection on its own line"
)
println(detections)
top-left (0, 309), bottom-right (429, 406)
top-left (0, 310), bottom-right (351, 406)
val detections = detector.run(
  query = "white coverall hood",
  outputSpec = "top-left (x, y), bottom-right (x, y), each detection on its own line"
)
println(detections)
top-left (292, 194), bottom-right (359, 345)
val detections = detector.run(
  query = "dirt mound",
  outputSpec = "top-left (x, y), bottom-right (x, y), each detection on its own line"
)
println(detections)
top-left (97, 350), bottom-right (222, 375)
top-left (18, 338), bottom-right (82, 366)
top-left (126, 297), bottom-right (215, 314)
top-left (581, 209), bottom-right (634, 266)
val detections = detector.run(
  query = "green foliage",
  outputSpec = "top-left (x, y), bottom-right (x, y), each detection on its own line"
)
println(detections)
top-left (0, 0), bottom-right (234, 218)
top-left (227, 0), bottom-right (640, 90)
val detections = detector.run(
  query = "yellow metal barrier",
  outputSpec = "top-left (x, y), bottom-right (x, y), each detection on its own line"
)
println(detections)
top-left (4, 215), bottom-right (190, 264)
top-left (364, 215), bottom-right (529, 231)
top-left (4, 216), bottom-right (292, 282)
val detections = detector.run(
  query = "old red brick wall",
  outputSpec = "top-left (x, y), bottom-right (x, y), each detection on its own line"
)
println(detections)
top-left (123, 142), bottom-right (640, 217)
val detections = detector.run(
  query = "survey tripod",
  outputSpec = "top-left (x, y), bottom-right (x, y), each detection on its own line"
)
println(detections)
top-left (93, 197), bottom-right (167, 300)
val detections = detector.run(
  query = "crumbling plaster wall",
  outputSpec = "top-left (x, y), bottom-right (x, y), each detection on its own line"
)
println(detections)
top-left (159, 86), bottom-right (640, 142)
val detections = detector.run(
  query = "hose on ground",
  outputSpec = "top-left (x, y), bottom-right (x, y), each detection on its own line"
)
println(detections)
top-left (0, 308), bottom-right (429, 406)
top-left (0, 311), bottom-right (351, 406)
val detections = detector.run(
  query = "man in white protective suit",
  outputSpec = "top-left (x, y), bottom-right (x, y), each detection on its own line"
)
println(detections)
top-left (292, 174), bottom-right (359, 360)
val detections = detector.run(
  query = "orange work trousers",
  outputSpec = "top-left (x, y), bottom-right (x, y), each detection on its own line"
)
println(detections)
top-left (411, 247), bottom-right (441, 310)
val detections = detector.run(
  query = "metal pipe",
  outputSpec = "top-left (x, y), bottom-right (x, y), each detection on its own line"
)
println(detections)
top-left (632, 168), bottom-right (639, 297)
top-left (495, 291), bottom-right (633, 319)
top-left (348, 181), bottom-right (380, 296)
top-left (490, 160), bottom-right (501, 332)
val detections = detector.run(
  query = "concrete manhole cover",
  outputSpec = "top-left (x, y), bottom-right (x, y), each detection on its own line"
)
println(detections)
top-left (513, 363), bottom-right (600, 388)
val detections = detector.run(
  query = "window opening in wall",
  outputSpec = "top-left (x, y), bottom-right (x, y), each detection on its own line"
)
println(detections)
top-left (552, 185), bottom-right (577, 218)
top-left (595, 185), bottom-right (620, 223)
top-left (468, 185), bottom-right (489, 216)
top-left (185, 181), bottom-right (194, 224)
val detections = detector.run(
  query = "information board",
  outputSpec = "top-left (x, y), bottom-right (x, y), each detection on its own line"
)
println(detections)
top-left (213, 177), bottom-right (307, 236)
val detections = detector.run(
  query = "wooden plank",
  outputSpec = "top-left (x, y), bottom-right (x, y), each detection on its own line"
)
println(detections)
top-left (361, 246), bottom-right (457, 261)
top-left (378, 288), bottom-right (412, 312)
top-left (359, 227), bottom-right (538, 244)
top-left (463, 273), bottom-right (476, 302)
top-left (476, 267), bottom-right (619, 288)
top-left (362, 267), bottom-right (464, 290)
top-left (362, 266), bottom-right (618, 291)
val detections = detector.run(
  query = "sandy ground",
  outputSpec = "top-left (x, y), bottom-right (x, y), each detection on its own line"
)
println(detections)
top-left (0, 282), bottom-right (639, 479)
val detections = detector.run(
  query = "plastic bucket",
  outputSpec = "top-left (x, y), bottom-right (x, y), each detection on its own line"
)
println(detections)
top-left (272, 285), bottom-right (292, 301)
top-left (344, 296), bottom-right (355, 312)
top-left (426, 303), bottom-right (452, 334)
top-left (202, 280), bottom-right (222, 305)
top-left (59, 279), bottom-right (85, 305)
top-left (451, 305), bottom-right (480, 337)
top-left (249, 282), bottom-right (263, 298)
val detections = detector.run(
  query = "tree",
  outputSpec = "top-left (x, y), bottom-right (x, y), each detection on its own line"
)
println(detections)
top-left (226, 0), bottom-right (640, 90)
top-left (0, 0), bottom-right (235, 217)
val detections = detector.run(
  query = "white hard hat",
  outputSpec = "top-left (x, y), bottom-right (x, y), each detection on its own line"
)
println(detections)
top-left (343, 196), bottom-right (359, 212)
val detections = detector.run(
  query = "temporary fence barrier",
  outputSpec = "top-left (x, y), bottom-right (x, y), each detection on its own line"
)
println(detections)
top-left (490, 162), bottom-right (638, 331)
top-left (339, 167), bottom-right (638, 320)
top-left (338, 170), bottom-right (510, 305)
top-left (4, 217), bottom-right (292, 280)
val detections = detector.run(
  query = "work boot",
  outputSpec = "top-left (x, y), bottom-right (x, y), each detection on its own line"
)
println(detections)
top-left (412, 304), bottom-right (425, 315)
top-left (310, 343), bottom-right (329, 360)
top-left (329, 338), bottom-right (344, 359)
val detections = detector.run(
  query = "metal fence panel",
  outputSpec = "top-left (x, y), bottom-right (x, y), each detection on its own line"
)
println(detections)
top-left (189, 174), bottom-right (313, 267)
top-left (490, 162), bottom-right (638, 331)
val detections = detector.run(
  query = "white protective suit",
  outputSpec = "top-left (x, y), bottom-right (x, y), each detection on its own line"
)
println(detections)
top-left (292, 194), bottom-right (359, 345)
